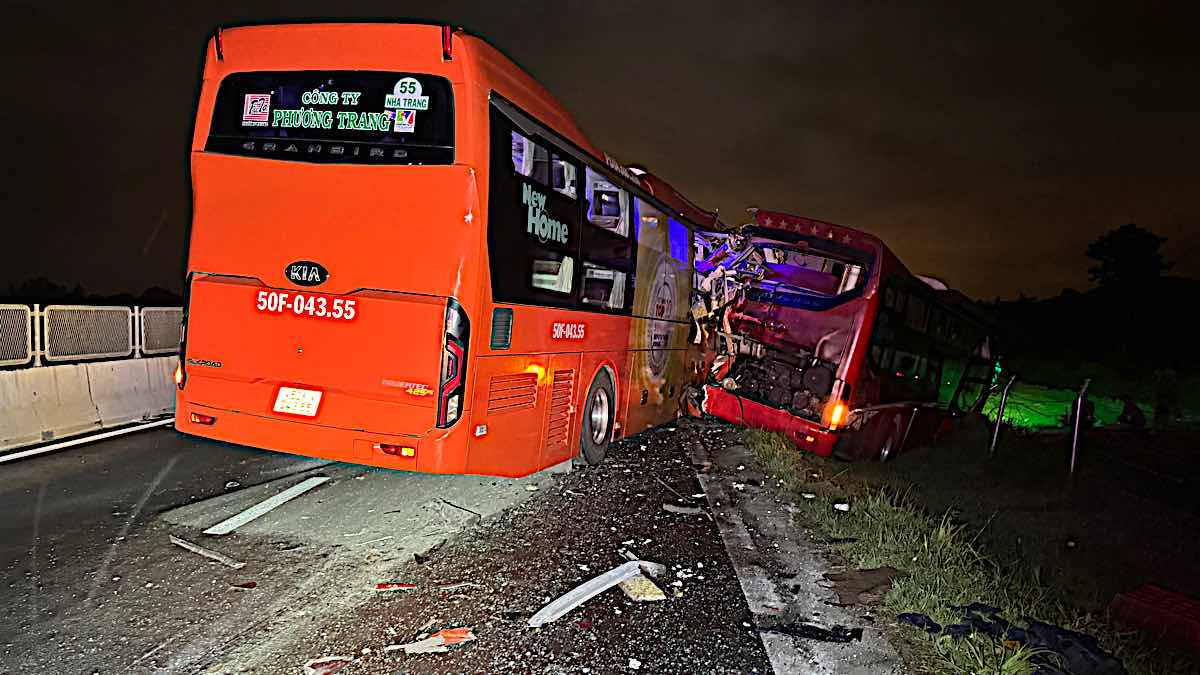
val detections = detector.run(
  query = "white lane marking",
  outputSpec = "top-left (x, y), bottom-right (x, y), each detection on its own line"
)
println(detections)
top-left (0, 418), bottom-right (173, 464)
top-left (87, 455), bottom-right (179, 605)
top-left (203, 476), bottom-right (331, 535)
top-left (689, 444), bottom-right (807, 675)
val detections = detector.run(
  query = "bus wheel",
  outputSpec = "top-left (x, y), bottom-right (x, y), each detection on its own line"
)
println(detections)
top-left (578, 370), bottom-right (616, 466)
top-left (877, 413), bottom-right (904, 463)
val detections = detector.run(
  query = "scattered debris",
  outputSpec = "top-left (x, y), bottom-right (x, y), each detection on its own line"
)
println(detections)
top-left (655, 477), bottom-right (689, 500)
top-left (352, 535), bottom-right (393, 547)
top-left (618, 574), bottom-right (667, 602)
top-left (385, 627), bottom-right (476, 654)
top-left (628, 657), bottom-right (643, 670)
top-left (525, 485), bottom-right (540, 492)
top-left (438, 498), bottom-right (483, 518)
top-left (897, 612), bottom-right (942, 634)
top-left (438, 581), bottom-right (482, 592)
top-left (224, 481), bottom-right (240, 489)
top-left (374, 582), bottom-right (417, 592)
top-left (662, 504), bottom-right (704, 515)
top-left (823, 567), bottom-right (907, 606)
top-left (899, 604), bottom-right (1127, 674)
top-left (833, 502), bottom-right (851, 512)
top-left (801, 493), bottom-right (816, 500)
top-left (169, 535), bottom-right (245, 569)
top-left (203, 476), bottom-right (331, 535)
top-left (761, 622), bottom-right (863, 643)
top-left (229, 581), bottom-right (257, 590)
top-left (302, 655), bottom-right (353, 674)
top-left (528, 560), bottom-right (666, 627)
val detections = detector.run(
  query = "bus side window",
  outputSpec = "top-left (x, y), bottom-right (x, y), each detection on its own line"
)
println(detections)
top-left (585, 167), bottom-right (629, 237)
top-left (511, 131), bottom-right (549, 184)
top-left (581, 263), bottom-right (627, 309)
top-left (531, 255), bottom-right (575, 294)
top-left (552, 153), bottom-right (577, 199)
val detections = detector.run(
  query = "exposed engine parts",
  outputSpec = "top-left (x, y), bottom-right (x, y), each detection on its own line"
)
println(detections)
top-left (711, 332), bottom-right (835, 422)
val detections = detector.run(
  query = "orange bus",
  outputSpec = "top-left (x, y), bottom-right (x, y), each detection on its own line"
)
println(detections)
top-left (175, 22), bottom-right (722, 477)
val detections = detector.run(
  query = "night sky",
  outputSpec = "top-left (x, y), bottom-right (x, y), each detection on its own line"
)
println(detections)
top-left (3, 1), bottom-right (1197, 300)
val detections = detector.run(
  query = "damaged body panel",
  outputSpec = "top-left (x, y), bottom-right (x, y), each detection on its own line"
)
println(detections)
top-left (687, 209), bottom-right (997, 461)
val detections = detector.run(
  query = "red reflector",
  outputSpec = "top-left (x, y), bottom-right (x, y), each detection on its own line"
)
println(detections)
top-left (190, 412), bottom-right (216, 425)
top-left (374, 443), bottom-right (416, 457)
top-left (442, 25), bottom-right (453, 60)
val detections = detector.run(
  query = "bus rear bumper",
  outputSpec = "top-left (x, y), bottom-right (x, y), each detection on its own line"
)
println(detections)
top-left (699, 384), bottom-right (838, 457)
top-left (175, 403), bottom-right (470, 474)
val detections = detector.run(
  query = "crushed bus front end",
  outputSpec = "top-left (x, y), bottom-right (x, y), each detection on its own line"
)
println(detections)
top-left (686, 210), bottom-right (882, 456)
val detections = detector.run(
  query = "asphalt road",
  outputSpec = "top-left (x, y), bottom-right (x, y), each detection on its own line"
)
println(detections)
top-left (0, 429), bottom-right (543, 673)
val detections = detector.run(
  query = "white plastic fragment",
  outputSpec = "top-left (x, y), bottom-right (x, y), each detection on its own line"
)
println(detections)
top-left (169, 535), bottom-right (246, 569)
top-left (629, 657), bottom-right (642, 670)
top-left (528, 560), bottom-right (664, 627)
top-left (802, 493), bottom-right (816, 499)
top-left (618, 574), bottom-right (667, 602)
top-left (833, 502), bottom-right (851, 512)
top-left (662, 504), bottom-right (704, 515)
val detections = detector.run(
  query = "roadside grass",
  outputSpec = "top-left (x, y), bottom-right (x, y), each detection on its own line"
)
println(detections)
top-left (745, 428), bottom-right (1194, 675)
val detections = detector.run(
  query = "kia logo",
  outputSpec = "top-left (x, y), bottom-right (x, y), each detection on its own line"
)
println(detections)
top-left (285, 260), bottom-right (329, 287)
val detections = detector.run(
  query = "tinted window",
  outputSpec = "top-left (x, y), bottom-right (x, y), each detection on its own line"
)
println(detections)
top-left (207, 71), bottom-right (453, 164)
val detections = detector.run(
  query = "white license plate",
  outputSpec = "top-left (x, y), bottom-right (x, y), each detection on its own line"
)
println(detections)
top-left (273, 387), bottom-right (322, 416)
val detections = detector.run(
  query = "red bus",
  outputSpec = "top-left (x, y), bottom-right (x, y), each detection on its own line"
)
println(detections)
top-left (175, 22), bottom-right (722, 476)
top-left (686, 209), bottom-right (996, 460)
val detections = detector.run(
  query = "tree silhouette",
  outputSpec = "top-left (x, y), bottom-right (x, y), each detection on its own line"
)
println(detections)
top-left (1085, 224), bottom-right (1170, 286)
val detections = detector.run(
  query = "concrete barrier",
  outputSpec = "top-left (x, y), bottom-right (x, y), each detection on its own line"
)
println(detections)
top-left (1, 356), bottom-right (177, 453)
top-left (87, 359), bottom-right (154, 428)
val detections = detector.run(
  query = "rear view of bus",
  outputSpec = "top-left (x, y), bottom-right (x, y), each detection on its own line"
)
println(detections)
top-left (176, 24), bottom-right (476, 471)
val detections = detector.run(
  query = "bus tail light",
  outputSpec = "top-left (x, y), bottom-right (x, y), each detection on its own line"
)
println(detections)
top-left (174, 364), bottom-right (184, 387)
top-left (190, 412), bottom-right (216, 425)
top-left (437, 298), bottom-right (470, 428)
top-left (828, 402), bottom-right (847, 431)
top-left (374, 443), bottom-right (416, 457)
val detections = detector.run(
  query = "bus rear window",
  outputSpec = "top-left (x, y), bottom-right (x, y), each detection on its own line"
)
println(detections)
top-left (206, 71), bottom-right (453, 164)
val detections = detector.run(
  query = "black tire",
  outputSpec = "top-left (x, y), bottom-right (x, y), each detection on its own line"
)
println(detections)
top-left (578, 370), bottom-right (616, 466)
top-left (876, 413), bottom-right (904, 463)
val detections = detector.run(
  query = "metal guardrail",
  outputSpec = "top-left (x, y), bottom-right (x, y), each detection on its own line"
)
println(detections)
top-left (44, 305), bottom-right (133, 362)
top-left (0, 304), bottom-right (181, 367)
top-left (141, 307), bottom-right (184, 355)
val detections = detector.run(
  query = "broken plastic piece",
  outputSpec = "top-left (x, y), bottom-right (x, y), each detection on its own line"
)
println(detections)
top-left (528, 560), bottom-right (665, 628)
top-left (374, 582), bottom-right (417, 592)
top-left (762, 622), bottom-right (864, 643)
top-left (229, 581), bottom-right (258, 590)
top-left (619, 574), bottom-right (667, 602)
top-left (303, 656), bottom-right (353, 675)
top-left (662, 504), bottom-right (704, 515)
top-left (833, 502), bottom-right (851, 512)
top-left (169, 535), bottom-right (245, 569)
top-left (385, 627), bottom-right (476, 654)
top-left (629, 657), bottom-right (642, 670)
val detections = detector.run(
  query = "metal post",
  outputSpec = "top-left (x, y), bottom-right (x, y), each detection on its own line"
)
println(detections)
top-left (132, 305), bottom-right (142, 359)
top-left (32, 303), bottom-right (42, 367)
top-left (1069, 378), bottom-right (1091, 475)
top-left (990, 375), bottom-right (1017, 454)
